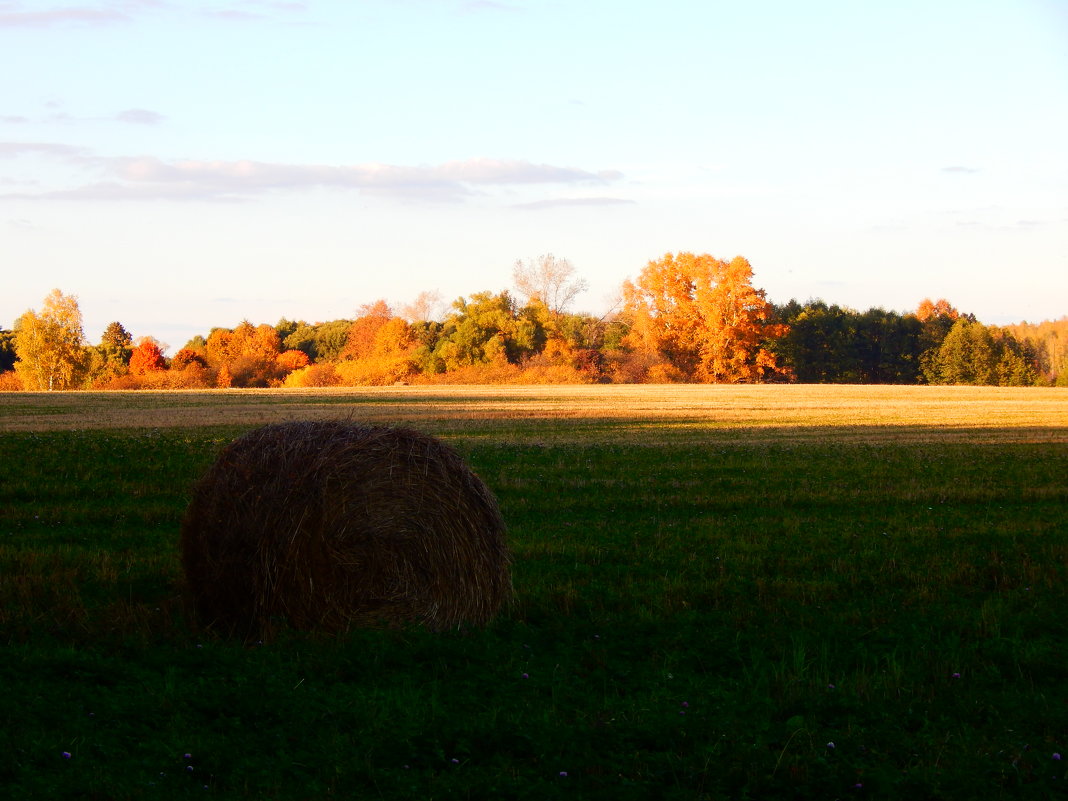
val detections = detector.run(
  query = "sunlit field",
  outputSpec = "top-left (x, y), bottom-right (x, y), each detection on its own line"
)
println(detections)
top-left (1, 386), bottom-right (1065, 799)
top-left (3, 384), bottom-right (1066, 442)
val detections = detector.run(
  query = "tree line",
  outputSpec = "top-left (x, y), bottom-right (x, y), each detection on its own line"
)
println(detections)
top-left (2, 253), bottom-right (1064, 391)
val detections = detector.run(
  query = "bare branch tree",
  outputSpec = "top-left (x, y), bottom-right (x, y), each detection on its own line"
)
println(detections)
top-left (512, 254), bottom-right (589, 315)
top-left (400, 290), bottom-right (444, 323)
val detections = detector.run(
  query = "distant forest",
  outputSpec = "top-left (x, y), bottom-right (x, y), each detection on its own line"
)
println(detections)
top-left (3, 253), bottom-right (1065, 390)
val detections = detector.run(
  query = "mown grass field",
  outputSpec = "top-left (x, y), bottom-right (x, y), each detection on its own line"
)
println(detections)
top-left (1, 386), bottom-right (1066, 799)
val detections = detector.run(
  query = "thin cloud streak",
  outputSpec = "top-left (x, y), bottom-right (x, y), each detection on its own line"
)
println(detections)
top-left (0, 1), bottom-right (303, 28)
top-left (0, 141), bottom-right (95, 160)
top-left (202, 2), bottom-right (307, 22)
top-left (514, 197), bottom-right (637, 210)
top-left (1, 108), bottom-right (168, 126)
top-left (0, 1), bottom-right (137, 27)
top-left (115, 108), bottom-right (165, 125)
top-left (0, 145), bottom-right (623, 202)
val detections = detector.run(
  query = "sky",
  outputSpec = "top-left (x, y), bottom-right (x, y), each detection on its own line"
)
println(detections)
top-left (2, 0), bottom-right (1067, 352)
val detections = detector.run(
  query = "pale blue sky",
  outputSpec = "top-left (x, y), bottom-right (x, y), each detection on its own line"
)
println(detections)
top-left (3, 0), bottom-right (1066, 351)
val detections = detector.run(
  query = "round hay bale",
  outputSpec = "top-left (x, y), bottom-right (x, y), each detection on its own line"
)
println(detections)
top-left (181, 421), bottom-right (511, 639)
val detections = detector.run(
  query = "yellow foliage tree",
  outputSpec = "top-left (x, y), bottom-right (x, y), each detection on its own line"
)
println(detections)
top-left (623, 253), bottom-right (787, 383)
top-left (14, 289), bottom-right (88, 390)
top-left (335, 317), bottom-right (418, 385)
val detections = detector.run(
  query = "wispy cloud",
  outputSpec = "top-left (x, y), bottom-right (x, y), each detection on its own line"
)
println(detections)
top-left (0, 0), bottom-right (305, 28)
top-left (1, 107), bottom-right (167, 126)
top-left (201, 0), bottom-right (310, 22)
top-left (513, 196), bottom-right (636, 211)
top-left (942, 165), bottom-right (980, 174)
top-left (461, 1), bottom-right (521, 13)
top-left (0, 144), bottom-right (623, 202)
top-left (0, 141), bottom-right (94, 160)
top-left (115, 108), bottom-right (165, 125)
top-left (0, 1), bottom-right (149, 27)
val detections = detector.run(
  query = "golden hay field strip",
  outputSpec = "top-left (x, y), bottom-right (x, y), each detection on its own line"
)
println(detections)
top-left (1, 384), bottom-right (1065, 444)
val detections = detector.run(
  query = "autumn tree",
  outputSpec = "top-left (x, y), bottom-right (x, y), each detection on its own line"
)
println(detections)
top-left (160, 346), bottom-right (210, 388)
top-left (513, 254), bottom-right (588, 316)
top-left (340, 301), bottom-right (393, 361)
top-left (129, 337), bottom-right (167, 375)
top-left (204, 321), bottom-right (282, 386)
top-left (622, 253), bottom-right (787, 383)
top-left (1004, 316), bottom-right (1068, 385)
top-left (332, 301), bottom-right (421, 384)
top-left (171, 348), bottom-right (207, 371)
top-left (336, 317), bottom-right (419, 385)
top-left (916, 297), bottom-right (964, 353)
top-left (915, 297), bottom-right (960, 323)
top-left (14, 289), bottom-right (88, 390)
top-left (275, 349), bottom-right (311, 374)
top-left (621, 255), bottom-right (702, 380)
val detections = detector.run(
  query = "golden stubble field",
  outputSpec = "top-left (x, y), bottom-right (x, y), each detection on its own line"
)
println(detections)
top-left (1, 384), bottom-right (1065, 444)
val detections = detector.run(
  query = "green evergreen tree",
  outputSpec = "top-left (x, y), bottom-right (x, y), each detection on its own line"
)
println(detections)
top-left (0, 326), bottom-right (16, 372)
top-left (98, 321), bottom-right (134, 370)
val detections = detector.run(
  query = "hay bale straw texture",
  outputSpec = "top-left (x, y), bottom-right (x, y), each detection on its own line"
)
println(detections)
top-left (181, 421), bottom-right (511, 639)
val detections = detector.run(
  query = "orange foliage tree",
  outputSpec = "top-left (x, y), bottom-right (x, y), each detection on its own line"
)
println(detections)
top-left (275, 349), bottom-right (311, 374)
top-left (204, 321), bottom-right (282, 386)
top-left (339, 301), bottom-right (393, 362)
top-left (171, 348), bottom-right (207, 371)
top-left (128, 338), bottom-right (167, 375)
top-left (622, 252), bottom-right (788, 382)
top-left (336, 315), bottom-right (419, 385)
top-left (915, 298), bottom-right (960, 323)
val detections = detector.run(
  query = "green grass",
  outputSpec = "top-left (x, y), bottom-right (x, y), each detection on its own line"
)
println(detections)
top-left (1, 392), bottom-right (1066, 799)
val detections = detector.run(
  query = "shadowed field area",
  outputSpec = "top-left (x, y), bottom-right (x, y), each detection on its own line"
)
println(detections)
top-left (1, 386), bottom-right (1065, 799)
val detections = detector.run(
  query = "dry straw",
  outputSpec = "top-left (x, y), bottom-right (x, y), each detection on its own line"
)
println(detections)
top-left (181, 420), bottom-right (511, 639)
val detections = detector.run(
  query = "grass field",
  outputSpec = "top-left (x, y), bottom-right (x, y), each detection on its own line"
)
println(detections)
top-left (1, 386), bottom-right (1066, 799)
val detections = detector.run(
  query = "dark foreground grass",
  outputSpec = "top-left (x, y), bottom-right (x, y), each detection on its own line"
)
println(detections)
top-left (1, 422), bottom-right (1066, 799)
